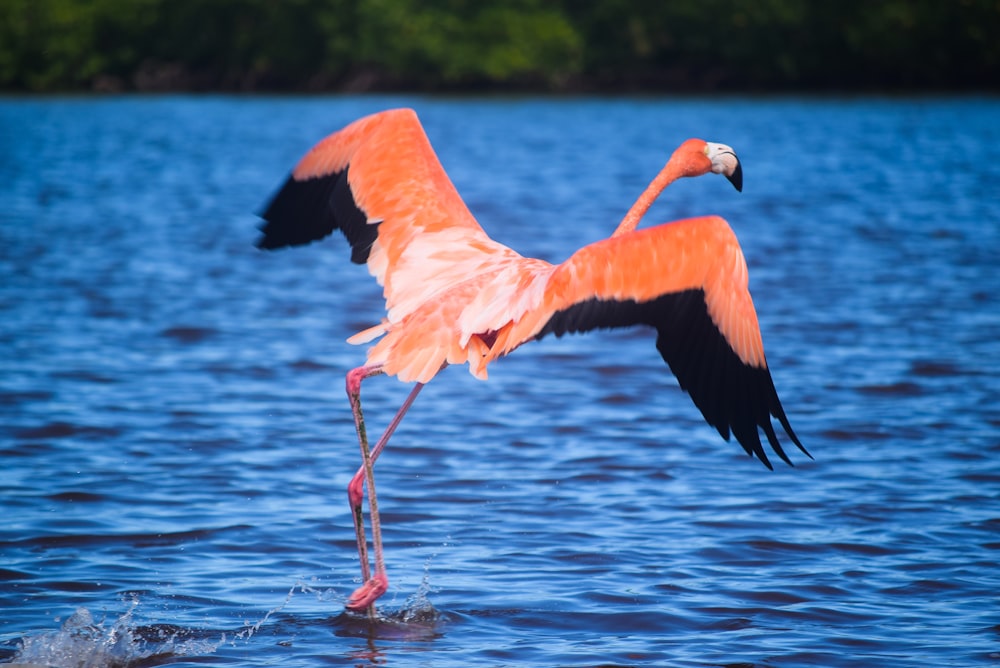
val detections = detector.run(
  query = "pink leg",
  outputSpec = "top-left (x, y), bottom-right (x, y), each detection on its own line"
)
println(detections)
top-left (344, 364), bottom-right (424, 617)
top-left (345, 365), bottom-right (383, 614)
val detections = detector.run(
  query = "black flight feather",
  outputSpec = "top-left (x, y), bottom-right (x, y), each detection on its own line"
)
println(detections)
top-left (257, 167), bottom-right (380, 264)
top-left (537, 289), bottom-right (808, 468)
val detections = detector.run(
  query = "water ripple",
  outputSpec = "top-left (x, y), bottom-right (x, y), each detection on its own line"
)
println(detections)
top-left (2, 95), bottom-right (999, 667)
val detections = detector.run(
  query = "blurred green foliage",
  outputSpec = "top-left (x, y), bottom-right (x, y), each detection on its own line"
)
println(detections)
top-left (1, 0), bottom-right (997, 92)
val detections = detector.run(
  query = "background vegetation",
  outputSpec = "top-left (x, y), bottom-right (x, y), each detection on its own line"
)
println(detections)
top-left (2, 0), bottom-right (997, 93)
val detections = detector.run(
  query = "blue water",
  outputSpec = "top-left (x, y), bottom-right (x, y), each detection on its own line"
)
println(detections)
top-left (2, 95), bottom-right (999, 667)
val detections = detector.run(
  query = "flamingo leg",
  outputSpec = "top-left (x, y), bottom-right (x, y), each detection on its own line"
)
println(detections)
top-left (345, 365), bottom-right (382, 615)
top-left (344, 364), bottom-right (424, 617)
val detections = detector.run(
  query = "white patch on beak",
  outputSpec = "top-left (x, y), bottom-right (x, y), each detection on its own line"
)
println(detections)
top-left (705, 142), bottom-right (739, 176)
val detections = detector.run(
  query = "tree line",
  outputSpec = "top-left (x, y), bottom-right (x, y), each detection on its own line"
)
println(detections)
top-left (2, 0), bottom-right (997, 93)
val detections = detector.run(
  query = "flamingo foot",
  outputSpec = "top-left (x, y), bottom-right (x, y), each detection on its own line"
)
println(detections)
top-left (345, 573), bottom-right (388, 611)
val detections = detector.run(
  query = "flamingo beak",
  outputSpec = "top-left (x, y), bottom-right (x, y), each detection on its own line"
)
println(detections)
top-left (705, 142), bottom-right (743, 192)
top-left (726, 159), bottom-right (743, 192)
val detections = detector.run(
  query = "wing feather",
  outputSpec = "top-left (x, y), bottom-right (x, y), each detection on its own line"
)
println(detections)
top-left (257, 108), bottom-right (518, 326)
top-left (527, 216), bottom-right (806, 468)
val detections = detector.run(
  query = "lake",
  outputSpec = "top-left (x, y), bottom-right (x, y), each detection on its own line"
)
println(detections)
top-left (1, 94), bottom-right (999, 667)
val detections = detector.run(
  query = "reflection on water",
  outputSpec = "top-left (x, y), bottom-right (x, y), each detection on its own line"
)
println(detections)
top-left (1, 95), bottom-right (1000, 667)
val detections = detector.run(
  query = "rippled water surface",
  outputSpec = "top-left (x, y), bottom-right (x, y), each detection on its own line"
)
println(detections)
top-left (2, 95), bottom-right (999, 667)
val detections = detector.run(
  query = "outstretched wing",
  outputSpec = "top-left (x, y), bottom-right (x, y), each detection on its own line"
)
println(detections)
top-left (509, 215), bottom-right (807, 469)
top-left (257, 108), bottom-right (518, 324)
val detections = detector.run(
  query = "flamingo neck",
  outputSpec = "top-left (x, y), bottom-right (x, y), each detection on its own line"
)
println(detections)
top-left (611, 163), bottom-right (683, 237)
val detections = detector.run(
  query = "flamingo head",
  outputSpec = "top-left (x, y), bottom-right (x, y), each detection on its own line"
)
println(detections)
top-left (672, 139), bottom-right (743, 192)
top-left (705, 141), bottom-right (743, 192)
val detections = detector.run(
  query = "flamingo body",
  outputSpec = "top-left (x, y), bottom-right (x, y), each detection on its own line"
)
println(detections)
top-left (257, 108), bottom-right (807, 614)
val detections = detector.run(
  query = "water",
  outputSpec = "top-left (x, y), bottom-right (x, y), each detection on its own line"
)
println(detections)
top-left (1, 95), bottom-right (998, 667)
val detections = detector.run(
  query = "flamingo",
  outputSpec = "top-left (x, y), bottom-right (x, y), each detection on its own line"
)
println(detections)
top-left (257, 108), bottom-right (808, 617)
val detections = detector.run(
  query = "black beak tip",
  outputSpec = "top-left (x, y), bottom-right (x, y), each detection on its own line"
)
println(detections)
top-left (727, 162), bottom-right (743, 192)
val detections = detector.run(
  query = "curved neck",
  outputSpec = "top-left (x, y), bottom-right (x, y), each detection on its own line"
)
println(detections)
top-left (611, 162), bottom-right (684, 237)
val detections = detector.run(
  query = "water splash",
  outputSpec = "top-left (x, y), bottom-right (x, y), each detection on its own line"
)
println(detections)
top-left (233, 579), bottom-right (319, 642)
top-left (6, 583), bottom-right (332, 667)
top-left (396, 561), bottom-right (441, 625)
top-left (7, 596), bottom-right (219, 668)
top-left (333, 560), bottom-right (446, 642)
